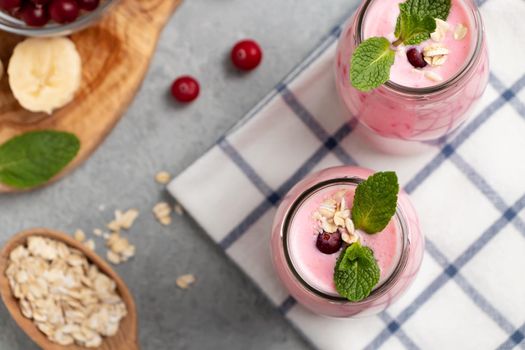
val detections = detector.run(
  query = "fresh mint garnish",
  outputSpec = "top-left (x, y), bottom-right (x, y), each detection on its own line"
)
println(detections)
top-left (399, 0), bottom-right (451, 21)
top-left (350, 0), bottom-right (451, 91)
top-left (0, 130), bottom-right (80, 189)
top-left (334, 241), bottom-right (380, 302)
top-left (350, 37), bottom-right (396, 92)
top-left (351, 172), bottom-right (399, 234)
top-left (394, 11), bottom-right (436, 46)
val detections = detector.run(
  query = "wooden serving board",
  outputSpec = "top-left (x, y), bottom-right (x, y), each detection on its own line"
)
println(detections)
top-left (0, 0), bottom-right (182, 193)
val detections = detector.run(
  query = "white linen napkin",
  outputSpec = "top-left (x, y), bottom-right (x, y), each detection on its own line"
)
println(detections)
top-left (169, 0), bottom-right (525, 348)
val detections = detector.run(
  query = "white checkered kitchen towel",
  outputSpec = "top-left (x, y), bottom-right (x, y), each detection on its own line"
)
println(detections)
top-left (168, 0), bottom-right (525, 348)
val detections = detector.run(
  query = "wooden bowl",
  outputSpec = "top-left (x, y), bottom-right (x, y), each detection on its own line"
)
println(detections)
top-left (0, 228), bottom-right (139, 350)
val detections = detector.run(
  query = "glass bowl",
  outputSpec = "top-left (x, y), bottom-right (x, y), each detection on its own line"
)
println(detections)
top-left (0, 0), bottom-right (117, 37)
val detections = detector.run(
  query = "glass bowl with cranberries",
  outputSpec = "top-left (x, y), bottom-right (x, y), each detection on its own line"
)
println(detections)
top-left (0, 0), bottom-right (116, 36)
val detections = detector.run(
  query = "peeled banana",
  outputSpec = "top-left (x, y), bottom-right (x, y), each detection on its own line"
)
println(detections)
top-left (8, 37), bottom-right (82, 114)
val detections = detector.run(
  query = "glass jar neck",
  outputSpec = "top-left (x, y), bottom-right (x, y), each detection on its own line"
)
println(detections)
top-left (355, 0), bottom-right (484, 96)
top-left (281, 177), bottom-right (410, 304)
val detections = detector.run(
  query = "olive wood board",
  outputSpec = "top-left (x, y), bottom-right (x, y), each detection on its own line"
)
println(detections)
top-left (0, 0), bottom-right (182, 193)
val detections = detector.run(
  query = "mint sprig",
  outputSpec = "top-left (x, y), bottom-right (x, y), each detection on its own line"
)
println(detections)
top-left (399, 0), bottom-right (451, 21)
top-left (350, 0), bottom-right (451, 91)
top-left (334, 241), bottom-right (380, 302)
top-left (0, 130), bottom-right (80, 189)
top-left (394, 11), bottom-right (436, 46)
top-left (351, 171), bottom-right (399, 234)
top-left (350, 37), bottom-right (396, 92)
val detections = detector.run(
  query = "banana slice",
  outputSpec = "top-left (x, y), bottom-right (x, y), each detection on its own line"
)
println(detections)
top-left (8, 37), bottom-right (82, 114)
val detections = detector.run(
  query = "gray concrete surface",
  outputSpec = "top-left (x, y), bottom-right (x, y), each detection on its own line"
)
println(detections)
top-left (0, 0), bottom-right (356, 348)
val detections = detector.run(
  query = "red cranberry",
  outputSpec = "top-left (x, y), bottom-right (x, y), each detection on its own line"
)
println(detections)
top-left (231, 39), bottom-right (263, 71)
top-left (316, 231), bottom-right (342, 255)
top-left (406, 48), bottom-right (427, 69)
top-left (171, 76), bottom-right (200, 103)
top-left (49, 0), bottom-right (79, 24)
top-left (0, 0), bottom-right (21, 11)
top-left (21, 3), bottom-right (49, 26)
top-left (77, 0), bottom-right (98, 11)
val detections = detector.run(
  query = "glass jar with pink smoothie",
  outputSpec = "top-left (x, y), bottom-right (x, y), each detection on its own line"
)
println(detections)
top-left (270, 166), bottom-right (424, 317)
top-left (335, 0), bottom-right (489, 153)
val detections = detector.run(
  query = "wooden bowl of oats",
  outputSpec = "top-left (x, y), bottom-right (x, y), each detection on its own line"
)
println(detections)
top-left (0, 228), bottom-right (139, 350)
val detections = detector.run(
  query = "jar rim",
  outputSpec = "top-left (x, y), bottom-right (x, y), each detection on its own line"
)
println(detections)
top-left (280, 177), bottom-right (411, 304)
top-left (355, 0), bottom-right (484, 95)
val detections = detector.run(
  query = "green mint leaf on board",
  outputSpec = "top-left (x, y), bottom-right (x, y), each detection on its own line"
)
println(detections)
top-left (350, 37), bottom-right (395, 92)
top-left (395, 0), bottom-right (451, 42)
top-left (334, 241), bottom-right (381, 302)
top-left (0, 130), bottom-right (80, 189)
top-left (351, 171), bottom-right (399, 234)
top-left (396, 12), bottom-right (436, 46)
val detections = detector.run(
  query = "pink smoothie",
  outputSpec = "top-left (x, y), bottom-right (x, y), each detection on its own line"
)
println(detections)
top-left (271, 166), bottom-right (424, 317)
top-left (335, 0), bottom-right (489, 152)
top-left (288, 185), bottom-right (402, 297)
top-left (364, 0), bottom-right (474, 88)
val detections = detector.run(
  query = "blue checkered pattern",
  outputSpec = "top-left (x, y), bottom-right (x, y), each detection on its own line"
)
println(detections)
top-left (169, 0), bottom-right (525, 348)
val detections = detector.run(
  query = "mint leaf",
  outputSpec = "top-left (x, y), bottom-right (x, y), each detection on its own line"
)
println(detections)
top-left (0, 130), bottom-right (80, 189)
top-left (351, 171), bottom-right (399, 234)
top-left (395, 0), bottom-right (450, 44)
top-left (334, 242), bottom-right (380, 302)
top-left (396, 12), bottom-right (436, 45)
top-left (350, 37), bottom-right (395, 92)
top-left (400, 0), bottom-right (451, 21)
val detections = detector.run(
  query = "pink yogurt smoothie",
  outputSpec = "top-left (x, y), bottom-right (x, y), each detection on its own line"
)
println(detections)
top-left (335, 0), bottom-right (489, 153)
top-left (271, 166), bottom-right (424, 317)
top-left (288, 185), bottom-right (402, 296)
top-left (364, 0), bottom-right (474, 88)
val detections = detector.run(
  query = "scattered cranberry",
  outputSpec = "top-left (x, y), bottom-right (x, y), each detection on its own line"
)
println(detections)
top-left (21, 3), bottom-right (49, 26)
top-left (231, 39), bottom-right (263, 71)
top-left (316, 231), bottom-right (342, 255)
top-left (171, 76), bottom-right (200, 103)
top-left (406, 48), bottom-right (427, 69)
top-left (0, 0), bottom-right (21, 12)
top-left (77, 0), bottom-right (99, 11)
top-left (49, 0), bottom-right (79, 24)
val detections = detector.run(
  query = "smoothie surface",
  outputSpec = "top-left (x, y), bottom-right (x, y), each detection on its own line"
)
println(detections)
top-left (363, 0), bottom-right (474, 88)
top-left (288, 184), bottom-right (402, 296)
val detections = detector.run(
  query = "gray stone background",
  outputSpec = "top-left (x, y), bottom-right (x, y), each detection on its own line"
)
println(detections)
top-left (0, 0), bottom-right (356, 348)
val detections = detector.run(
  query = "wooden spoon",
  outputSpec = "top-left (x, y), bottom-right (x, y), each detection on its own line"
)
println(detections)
top-left (0, 228), bottom-right (139, 350)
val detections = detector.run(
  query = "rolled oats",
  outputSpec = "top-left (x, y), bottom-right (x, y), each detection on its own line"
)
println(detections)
top-left (313, 192), bottom-right (358, 243)
top-left (155, 171), bottom-right (172, 185)
top-left (454, 23), bottom-right (468, 40)
top-left (106, 234), bottom-right (135, 264)
top-left (423, 44), bottom-right (449, 67)
top-left (153, 202), bottom-right (172, 226)
top-left (84, 239), bottom-right (96, 251)
top-left (6, 236), bottom-right (127, 348)
top-left (430, 18), bottom-right (450, 42)
top-left (93, 228), bottom-right (103, 237)
top-left (74, 229), bottom-right (86, 242)
top-left (107, 209), bottom-right (140, 232)
top-left (425, 71), bottom-right (444, 82)
top-left (176, 274), bottom-right (196, 289)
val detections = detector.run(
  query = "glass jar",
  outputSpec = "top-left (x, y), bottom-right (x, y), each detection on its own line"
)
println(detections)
top-left (335, 0), bottom-right (489, 154)
top-left (0, 0), bottom-right (116, 37)
top-left (270, 166), bottom-right (424, 317)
